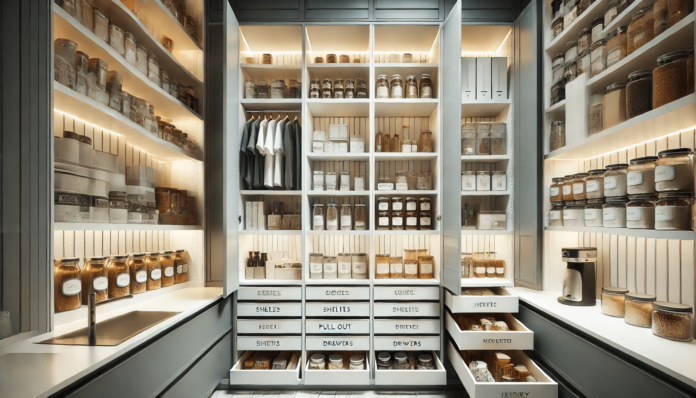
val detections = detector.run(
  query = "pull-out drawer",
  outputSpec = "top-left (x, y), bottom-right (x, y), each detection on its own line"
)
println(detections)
top-left (373, 335), bottom-right (441, 351)
top-left (445, 287), bottom-right (519, 313)
top-left (374, 319), bottom-right (441, 335)
top-left (236, 302), bottom-right (302, 317)
top-left (236, 319), bottom-right (302, 335)
top-left (305, 335), bottom-right (370, 351)
top-left (447, 341), bottom-right (558, 398)
top-left (306, 286), bottom-right (370, 300)
top-left (305, 319), bottom-right (370, 334)
top-left (236, 336), bottom-right (302, 351)
top-left (446, 312), bottom-right (533, 350)
top-left (374, 302), bottom-right (440, 317)
top-left (374, 351), bottom-right (446, 385)
top-left (305, 302), bottom-right (370, 317)
top-left (237, 286), bottom-right (302, 301)
top-left (304, 351), bottom-right (370, 385)
top-left (374, 286), bottom-right (440, 301)
top-left (229, 350), bottom-right (301, 385)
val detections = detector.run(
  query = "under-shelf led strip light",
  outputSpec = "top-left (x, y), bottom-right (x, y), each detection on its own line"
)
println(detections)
top-left (583, 126), bottom-right (696, 161)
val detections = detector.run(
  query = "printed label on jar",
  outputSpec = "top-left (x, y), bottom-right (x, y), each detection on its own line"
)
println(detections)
top-left (550, 187), bottom-right (560, 196)
top-left (562, 185), bottom-right (572, 195)
top-left (573, 183), bottom-right (584, 194)
top-left (352, 262), bottom-right (366, 272)
top-left (477, 175), bottom-right (490, 189)
top-left (379, 217), bottom-right (390, 226)
top-left (550, 210), bottom-right (561, 220)
top-left (655, 165), bottom-right (676, 182)
top-left (135, 270), bottom-right (147, 283)
top-left (392, 218), bottom-right (403, 226)
top-left (164, 266), bottom-right (174, 277)
top-left (421, 262), bottom-right (433, 273)
top-left (627, 171), bottom-right (644, 186)
top-left (626, 208), bottom-right (642, 221)
top-left (585, 208), bottom-right (599, 220)
top-left (655, 207), bottom-right (676, 221)
top-left (326, 218), bottom-right (338, 228)
top-left (177, 265), bottom-right (183, 274)
top-left (378, 203), bottom-right (389, 211)
top-left (406, 202), bottom-right (417, 211)
top-left (150, 268), bottom-right (162, 280)
top-left (475, 267), bottom-right (486, 274)
top-left (310, 262), bottom-right (323, 273)
top-left (586, 180), bottom-right (600, 192)
top-left (324, 263), bottom-right (337, 273)
top-left (420, 217), bottom-right (431, 226)
top-left (462, 175), bottom-right (476, 190)
top-left (313, 215), bottom-right (324, 227)
top-left (92, 276), bottom-right (108, 291)
top-left (339, 262), bottom-right (351, 272)
top-left (604, 176), bottom-right (617, 190)
top-left (183, 264), bottom-right (188, 273)
top-left (421, 202), bottom-right (430, 211)
top-left (603, 208), bottom-right (617, 221)
top-left (396, 182), bottom-right (408, 190)
top-left (116, 273), bottom-right (130, 287)
top-left (62, 278), bottom-right (81, 296)
top-left (341, 215), bottom-right (352, 227)
top-left (407, 217), bottom-right (418, 226)
top-left (563, 210), bottom-right (578, 220)
top-left (393, 202), bottom-right (403, 211)
top-left (487, 267), bottom-right (496, 274)
top-left (493, 175), bottom-right (506, 190)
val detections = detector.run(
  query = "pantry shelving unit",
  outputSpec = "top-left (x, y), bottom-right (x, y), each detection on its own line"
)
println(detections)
top-left (51, 0), bottom-right (206, 319)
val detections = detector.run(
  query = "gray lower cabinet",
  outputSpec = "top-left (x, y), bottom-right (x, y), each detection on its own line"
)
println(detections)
top-left (63, 297), bottom-right (232, 398)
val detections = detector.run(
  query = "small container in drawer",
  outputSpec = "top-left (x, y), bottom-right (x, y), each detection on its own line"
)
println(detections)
top-left (446, 312), bottom-right (533, 350)
top-left (238, 286), bottom-right (302, 301)
top-left (374, 286), bottom-right (440, 301)
top-left (447, 341), bottom-right (558, 398)
top-left (236, 302), bottom-right (302, 317)
top-left (237, 319), bottom-right (302, 335)
top-left (305, 335), bottom-right (370, 351)
top-left (374, 302), bottom-right (440, 318)
top-left (304, 351), bottom-right (370, 385)
top-left (306, 286), bottom-right (370, 301)
top-left (229, 350), bottom-right (301, 385)
top-left (374, 351), bottom-right (446, 385)
top-left (373, 335), bottom-right (441, 351)
top-left (374, 319), bottom-right (441, 335)
top-left (305, 319), bottom-right (370, 334)
top-left (305, 302), bottom-right (370, 317)
top-left (445, 287), bottom-right (519, 313)
top-left (236, 336), bottom-right (302, 351)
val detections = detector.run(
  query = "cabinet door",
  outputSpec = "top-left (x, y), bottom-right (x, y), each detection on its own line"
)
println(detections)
top-left (441, 0), bottom-right (463, 296)
top-left (512, 0), bottom-right (542, 290)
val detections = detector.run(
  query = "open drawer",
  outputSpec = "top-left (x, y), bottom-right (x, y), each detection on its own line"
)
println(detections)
top-left (445, 287), bottom-right (519, 313)
top-left (229, 350), bottom-right (301, 385)
top-left (447, 341), bottom-right (558, 398)
top-left (446, 312), bottom-right (533, 350)
top-left (304, 351), bottom-right (371, 385)
top-left (374, 351), bottom-right (446, 385)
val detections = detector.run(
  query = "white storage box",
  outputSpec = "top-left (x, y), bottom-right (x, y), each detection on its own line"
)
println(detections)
top-left (462, 57), bottom-right (477, 101)
top-left (329, 124), bottom-right (349, 141)
top-left (476, 57), bottom-right (492, 100)
top-left (492, 57), bottom-right (508, 100)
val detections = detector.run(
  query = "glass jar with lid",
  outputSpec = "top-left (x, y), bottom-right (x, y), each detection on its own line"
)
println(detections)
top-left (652, 302), bottom-right (694, 341)
top-left (654, 50), bottom-right (689, 108)
top-left (356, 78), bottom-right (368, 98)
top-left (376, 74), bottom-right (389, 98)
top-left (54, 39), bottom-right (78, 89)
top-left (585, 169), bottom-right (606, 198)
top-left (563, 200), bottom-right (586, 227)
top-left (127, 253), bottom-right (147, 295)
top-left (461, 123), bottom-right (477, 155)
top-left (354, 204), bottom-right (366, 230)
top-left (390, 74), bottom-right (404, 98)
top-left (377, 206), bottom-right (391, 230)
top-left (655, 148), bottom-right (694, 192)
top-left (626, 70), bottom-right (653, 119)
top-left (326, 54), bottom-right (338, 63)
top-left (375, 254), bottom-right (391, 279)
top-left (625, 292), bottom-right (657, 327)
top-left (627, 194), bottom-right (657, 229)
top-left (592, 17), bottom-right (604, 42)
top-left (312, 203), bottom-right (325, 230)
top-left (377, 352), bottom-right (392, 369)
top-left (144, 252), bottom-right (161, 291)
top-left (553, 17), bottom-right (564, 39)
top-left (93, 7), bottom-right (109, 42)
top-left (323, 256), bottom-right (338, 279)
top-left (106, 255), bottom-right (130, 298)
top-left (462, 170), bottom-right (476, 191)
top-left (418, 130), bottom-right (434, 152)
top-left (607, 26), bottom-right (628, 67)
top-left (667, 0), bottom-right (690, 27)
top-left (603, 196), bottom-right (629, 227)
top-left (326, 203), bottom-right (339, 230)
top-left (405, 75), bottom-right (418, 98)
top-left (340, 204), bottom-right (353, 230)
top-left (406, 202), bottom-right (418, 231)
top-left (339, 253), bottom-right (353, 279)
top-left (564, 60), bottom-right (577, 84)
top-left (310, 78), bottom-right (320, 98)
top-left (562, 175), bottom-right (574, 201)
top-left (173, 250), bottom-right (188, 284)
top-left (628, 7), bottom-right (654, 55)
top-left (159, 251), bottom-right (175, 287)
top-left (244, 80), bottom-right (257, 99)
top-left (550, 177), bottom-right (564, 201)
top-left (627, 156), bottom-right (657, 194)
top-left (81, 256), bottom-right (108, 304)
top-left (391, 209), bottom-right (404, 230)
top-left (392, 352), bottom-right (409, 369)
top-left (333, 78), bottom-right (345, 98)
top-left (550, 121), bottom-right (565, 152)
top-left (490, 123), bottom-right (506, 154)
top-left (390, 256), bottom-right (404, 278)
top-left (256, 80), bottom-right (270, 98)
top-left (54, 258), bottom-right (82, 313)
top-left (473, 253), bottom-right (487, 278)
top-left (578, 28), bottom-right (591, 54)
top-left (602, 286), bottom-right (629, 317)
top-left (551, 81), bottom-right (566, 104)
top-left (391, 133), bottom-right (401, 154)
top-left (420, 74), bottom-right (433, 98)
top-left (585, 198), bottom-right (605, 226)
top-left (578, 49), bottom-right (591, 75)
top-left (476, 171), bottom-right (491, 191)
top-left (492, 171), bottom-right (507, 191)
top-left (565, 41), bottom-right (578, 63)
top-left (552, 54), bottom-right (565, 85)
top-left (604, 83), bottom-right (627, 129)
top-left (350, 354), bottom-right (365, 370)
top-left (477, 123), bottom-right (491, 155)
top-left (418, 255), bottom-right (434, 279)
top-left (604, 163), bottom-right (629, 197)
top-left (655, 192), bottom-right (693, 230)
top-left (310, 353), bottom-right (326, 370)
top-left (572, 173), bottom-right (589, 200)
top-left (591, 39), bottom-right (608, 77)
top-left (417, 354), bottom-right (435, 370)
top-left (604, 0), bottom-right (623, 26)
top-left (550, 202), bottom-right (564, 226)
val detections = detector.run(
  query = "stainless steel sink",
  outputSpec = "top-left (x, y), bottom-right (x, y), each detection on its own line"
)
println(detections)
top-left (38, 311), bottom-right (180, 346)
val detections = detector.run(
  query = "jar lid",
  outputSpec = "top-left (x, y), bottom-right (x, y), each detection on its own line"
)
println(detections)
top-left (606, 83), bottom-right (626, 93)
top-left (566, 200), bottom-right (586, 205)
top-left (144, 252), bottom-right (159, 256)
top-left (85, 256), bottom-right (107, 261)
top-left (418, 354), bottom-right (433, 363)
top-left (394, 352), bottom-right (408, 361)
top-left (313, 203), bottom-right (325, 207)
top-left (63, 130), bottom-right (80, 140)
top-left (419, 197), bottom-right (431, 200)
top-left (355, 203), bottom-right (366, 207)
top-left (327, 203), bottom-right (338, 207)
top-left (404, 75), bottom-right (416, 80)
top-left (587, 198), bottom-right (605, 204)
top-left (406, 196), bottom-right (417, 200)
top-left (625, 292), bottom-right (656, 301)
top-left (592, 17), bottom-right (604, 27)
top-left (657, 191), bottom-right (694, 199)
top-left (391, 196), bottom-right (404, 200)
top-left (602, 286), bottom-right (629, 294)
top-left (390, 74), bottom-right (402, 80)
top-left (161, 250), bottom-right (175, 254)
top-left (591, 39), bottom-right (607, 50)
top-left (350, 354), bottom-right (365, 364)
top-left (588, 168), bottom-right (606, 174)
top-left (476, 170), bottom-right (490, 174)
top-left (578, 27), bottom-right (590, 36)
top-left (552, 53), bottom-right (565, 61)
top-left (129, 252), bottom-right (145, 257)
top-left (377, 352), bottom-right (391, 362)
top-left (607, 26), bottom-right (627, 37)
top-left (564, 175), bottom-right (575, 179)
top-left (565, 41), bottom-right (577, 49)
top-left (329, 354), bottom-right (343, 364)
top-left (377, 74), bottom-right (388, 79)
top-left (573, 173), bottom-right (589, 177)
top-left (606, 196), bottom-right (629, 202)
top-left (627, 70), bottom-right (653, 82)
top-left (310, 353), bottom-right (325, 363)
top-left (551, 201), bottom-right (565, 207)
top-left (578, 49), bottom-right (590, 58)
top-left (421, 73), bottom-right (431, 79)
top-left (108, 254), bottom-right (129, 259)
top-left (627, 194), bottom-right (657, 201)
top-left (377, 196), bottom-right (389, 200)
top-left (629, 156), bottom-right (658, 164)
top-left (59, 257), bottom-right (80, 263)
top-left (657, 50), bottom-right (689, 65)
top-left (657, 148), bottom-right (695, 157)
top-left (175, 249), bottom-right (184, 253)
top-left (552, 177), bottom-right (565, 182)
top-left (631, 7), bottom-right (650, 20)
top-left (552, 120), bottom-right (565, 126)
top-left (652, 301), bottom-right (693, 313)
top-left (605, 163), bottom-right (629, 169)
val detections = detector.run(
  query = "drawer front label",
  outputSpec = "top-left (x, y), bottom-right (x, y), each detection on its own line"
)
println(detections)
top-left (237, 303), bottom-right (301, 317)
top-left (306, 336), bottom-right (369, 350)
top-left (306, 302), bottom-right (370, 317)
top-left (374, 286), bottom-right (439, 301)
top-left (374, 302), bottom-right (440, 317)
top-left (306, 319), bottom-right (370, 334)
top-left (306, 286), bottom-right (369, 300)
top-left (238, 286), bottom-right (301, 301)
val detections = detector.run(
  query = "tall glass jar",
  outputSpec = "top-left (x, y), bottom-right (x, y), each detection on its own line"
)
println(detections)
top-left (563, 200), bottom-right (586, 227)
top-left (655, 192), bottom-right (693, 230)
top-left (552, 54), bottom-right (565, 85)
top-left (323, 256), bottom-right (338, 279)
top-left (340, 203), bottom-right (353, 230)
top-left (562, 175), bottom-right (574, 201)
top-left (667, 0), bottom-right (690, 28)
top-left (326, 203), bottom-right (339, 230)
top-left (604, 82), bottom-right (627, 129)
top-left (490, 123), bottom-right (506, 155)
top-left (477, 123), bottom-right (491, 155)
top-left (106, 255), bottom-right (130, 298)
top-left (159, 251), bottom-right (175, 287)
top-left (333, 78), bottom-right (344, 98)
top-left (602, 286), bottom-right (629, 317)
top-left (592, 17), bottom-right (604, 42)
top-left (578, 28), bottom-right (591, 54)
top-left (628, 7), bottom-right (654, 55)
top-left (356, 78), bottom-right (368, 98)
top-left (577, 49), bottom-right (590, 75)
top-left (391, 133), bottom-right (400, 153)
top-left (625, 292), bottom-right (657, 327)
top-left (144, 252), bottom-right (161, 291)
top-left (603, 196), bottom-right (629, 227)
top-left (354, 203), bottom-right (366, 230)
top-left (81, 256), bottom-right (108, 304)
top-left (461, 123), bottom-right (477, 155)
top-left (405, 75), bottom-right (418, 98)
top-left (310, 78), bottom-right (320, 98)
top-left (572, 173), bottom-right (589, 200)
top-left (605, 0), bottom-right (623, 26)
top-left (390, 74), bottom-right (404, 98)
top-left (586, 169), bottom-right (606, 198)
top-left (652, 301), bottom-right (694, 341)
top-left (127, 253), bottom-right (147, 294)
top-left (54, 39), bottom-right (78, 89)
top-left (375, 254), bottom-right (391, 279)
top-left (626, 194), bottom-right (657, 229)
top-left (312, 204), bottom-right (325, 230)
top-left (321, 78), bottom-right (332, 98)
top-left (418, 130), bottom-right (434, 152)
top-left (565, 41), bottom-right (578, 63)
top-left (420, 74), bottom-right (433, 98)
top-left (653, 50), bottom-right (689, 108)
top-left (54, 258), bottom-right (82, 313)
top-left (627, 156), bottom-right (657, 194)
top-left (655, 148), bottom-right (694, 192)
top-left (590, 39), bottom-right (608, 77)
top-left (585, 198), bottom-right (605, 226)
top-left (604, 163), bottom-right (629, 197)
top-left (550, 202), bottom-right (564, 226)
top-left (607, 26), bottom-right (628, 68)
top-left (550, 121), bottom-right (565, 151)
top-left (589, 101), bottom-right (604, 134)
top-left (550, 177), bottom-right (564, 202)
top-left (626, 70), bottom-right (653, 119)
top-left (476, 170), bottom-right (491, 191)
top-left (124, 32), bottom-right (137, 65)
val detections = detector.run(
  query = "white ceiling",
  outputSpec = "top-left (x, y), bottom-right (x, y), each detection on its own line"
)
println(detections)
top-left (461, 25), bottom-right (512, 53)
top-left (374, 26), bottom-right (440, 53)
top-left (240, 25), bottom-right (303, 52)
top-left (306, 25), bottom-right (370, 52)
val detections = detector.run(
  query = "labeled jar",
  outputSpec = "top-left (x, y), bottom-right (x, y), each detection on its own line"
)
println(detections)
top-left (420, 74), bottom-right (433, 98)
top-left (603, 196), bottom-right (629, 227)
top-left (604, 163), bottom-right (629, 197)
top-left (572, 173), bottom-right (589, 200)
top-left (326, 203), bottom-right (339, 231)
top-left (144, 252), bottom-right (161, 291)
top-left (405, 75), bottom-right (418, 98)
top-left (350, 354), bottom-right (365, 370)
top-left (81, 256), bottom-right (108, 304)
top-left (406, 206), bottom-right (418, 230)
top-left (655, 192), bottom-right (693, 230)
top-left (340, 204), bottom-right (353, 230)
top-left (352, 253), bottom-right (368, 279)
top-left (310, 253), bottom-right (324, 279)
top-left (159, 251), bottom-right (175, 287)
top-left (563, 200), bottom-right (586, 227)
top-left (585, 198), bottom-right (605, 226)
top-left (602, 286), bottom-right (629, 317)
top-left (418, 255), bottom-right (435, 279)
top-left (586, 169), bottom-right (606, 198)
top-left (127, 253), bottom-right (147, 294)
top-left (550, 177), bottom-right (564, 202)
top-left (626, 194), bottom-right (657, 229)
top-left (477, 123), bottom-right (491, 154)
top-left (652, 301), bottom-right (693, 341)
top-left (419, 208), bottom-right (432, 230)
top-left (607, 26), bottom-right (627, 67)
top-left (376, 254), bottom-right (391, 279)
top-left (313, 204), bottom-right (325, 230)
top-left (492, 171), bottom-right (507, 191)
top-left (54, 258), bottom-right (82, 313)
top-left (323, 256), bottom-right (338, 279)
top-left (376, 74), bottom-right (390, 98)
top-left (604, 83), bottom-right (627, 129)
top-left (550, 121), bottom-right (565, 151)
top-left (592, 17), bottom-right (605, 42)
top-left (628, 7), bottom-right (654, 55)
top-left (391, 210), bottom-right (404, 230)
top-left (653, 50), bottom-right (689, 108)
top-left (578, 49), bottom-right (591, 75)
top-left (106, 255), bottom-right (130, 298)
top-left (578, 28), bottom-right (591, 54)
top-left (553, 17), bottom-right (564, 38)
top-left (354, 204), bottom-right (366, 230)
top-left (461, 123), bottom-right (477, 155)
top-left (390, 74), bottom-right (404, 98)
top-left (377, 352), bottom-right (392, 369)
top-left (627, 156), bottom-right (657, 194)
top-left (626, 70), bottom-right (653, 119)
top-left (589, 101), bottom-right (604, 135)
top-left (591, 39), bottom-right (608, 77)
top-left (404, 259), bottom-right (418, 278)
top-left (625, 292), bottom-right (657, 327)
top-left (473, 253), bottom-right (487, 278)
top-left (476, 171), bottom-right (491, 191)
top-left (333, 78), bottom-right (344, 98)
top-left (552, 54), bottom-right (565, 85)
top-left (655, 148), bottom-right (694, 192)
top-left (562, 175), bottom-right (574, 201)
top-left (390, 256), bottom-right (404, 278)
top-left (173, 250), bottom-right (188, 284)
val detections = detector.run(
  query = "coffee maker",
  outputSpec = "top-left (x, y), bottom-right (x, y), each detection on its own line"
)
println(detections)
top-left (557, 247), bottom-right (597, 306)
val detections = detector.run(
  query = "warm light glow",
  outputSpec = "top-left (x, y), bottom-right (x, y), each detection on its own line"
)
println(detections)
top-left (582, 127), bottom-right (696, 161)
top-left (495, 29), bottom-right (512, 55)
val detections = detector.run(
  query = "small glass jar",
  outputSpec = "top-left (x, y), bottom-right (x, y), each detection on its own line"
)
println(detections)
top-left (312, 204), bottom-right (325, 230)
top-left (339, 204), bottom-right (353, 230)
top-left (173, 250), bottom-right (188, 284)
top-left (333, 78), bottom-right (345, 98)
top-left (473, 253), bottom-right (487, 278)
top-left (159, 251), bottom-right (175, 287)
top-left (391, 134), bottom-right (400, 153)
top-left (589, 101), bottom-right (604, 135)
top-left (406, 207), bottom-right (418, 230)
top-left (390, 256), bottom-right (404, 278)
top-left (607, 26), bottom-right (627, 68)
top-left (310, 353), bottom-right (326, 370)
top-left (417, 171), bottom-right (432, 190)
top-left (462, 170), bottom-right (476, 191)
top-left (310, 79), bottom-right (320, 98)
top-left (417, 354), bottom-right (435, 370)
top-left (377, 352), bottom-right (392, 369)
top-left (603, 196), bottom-right (629, 227)
top-left (392, 352), bottom-right (409, 369)
top-left (418, 255), bottom-right (435, 279)
top-left (326, 203), bottom-right (339, 231)
top-left (144, 252), bottom-right (161, 291)
top-left (550, 202), bottom-right (564, 226)
top-left (356, 78), bottom-right (368, 98)
top-left (54, 258), bottom-right (82, 313)
top-left (492, 171), bottom-right (507, 191)
top-left (54, 38), bottom-right (78, 89)
top-left (321, 78), bottom-right (332, 98)
top-left (577, 49), bottom-right (591, 75)
top-left (352, 253), bottom-right (367, 279)
top-left (585, 198), bottom-right (605, 226)
top-left (309, 253), bottom-right (324, 279)
top-left (590, 39), bottom-right (608, 77)
top-left (653, 50), bottom-right (689, 108)
top-left (271, 79), bottom-right (287, 99)
top-left (655, 148), bottom-right (694, 192)
top-left (592, 17), bottom-right (605, 42)
top-left (350, 354), bottom-right (365, 370)
top-left (420, 74), bottom-right (433, 98)
top-left (391, 210), bottom-right (404, 230)
top-left (419, 208), bottom-right (432, 230)
top-left (314, 56), bottom-right (324, 64)
top-left (563, 200), bottom-right (586, 227)
top-left (490, 123), bottom-right (506, 155)
top-left (339, 54), bottom-right (350, 63)
top-left (628, 7), bottom-right (655, 55)
top-left (461, 123), bottom-right (477, 155)
top-left (550, 177), bottom-right (564, 201)
top-left (625, 293), bottom-right (657, 327)
top-left (627, 156), bottom-right (657, 194)
top-left (602, 286), bottom-right (629, 317)
top-left (655, 192), bottom-right (693, 230)
top-left (390, 74), bottom-right (404, 98)
top-left (376, 254), bottom-right (391, 279)
top-left (552, 54), bottom-right (565, 85)
top-left (550, 121), bottom-right (565, 152)
top-left (344, 79), bottom-right (354, 98)
top-left (127, 253), bottom-right (147, 295)
top-left (106, 255), bottom-right (130, 298)
top-left (585, 169), bottom-right (606, 198)
top-left (353, 204), bottom-right (366, 230)
top-left (476, 171), bottom-right (491, 191)
top-left (404, 259), bottom-right (418, 278)
top-left (572, 173), bottom-right (589, 200)
top-left (418, 130), bottom-right (434, 152)
top-left (626, 70), bottom-right (653, 119)
top-left (406, 196), bottom-right (418, 213)
top-left (377, 207), bottom-right (390, 230)
top-left (323, 256), bottom-right (338, 279)
top-left (405, 75), bottom-right (418, 98)
top-left (626, 194), bottom-right (657, 229)
top-left (81, 256), bottom-right (108, 304)
top-left (652, 301), bottom-right (694, 341)
top-left (562, 175), bottom-right (574, 201)
top-left (577, 29), bottom-right (591, 55)
top-left (604, 163), bottom-right (629, 197)
top-left (477, 124), bottom-right (491, 155)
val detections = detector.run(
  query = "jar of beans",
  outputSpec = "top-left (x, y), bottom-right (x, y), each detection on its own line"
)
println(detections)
top-left (626, 70), bottom-right (653, 119)
top-left (628, 7), bottom-right (654, 55)
top-left (653, 50), bottom-right (689, 108)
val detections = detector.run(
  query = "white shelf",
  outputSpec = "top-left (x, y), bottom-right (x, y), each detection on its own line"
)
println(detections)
top-left (375, 152), bottom-right (438, 161)
top-left (509, 287), bottom-right (696, 391)
top-left (600, 0), bottom-right (650, 39)
top-left (461, 99), bottom-right (510, 117)
top-left (461, 277), bottom-right (514, 287)
top-left (241, 99), bottom-right (302, 111)
top-left (240, 64), bottom-right (302, 79)
top-left (374, 230), bottom-right (440, 236)
top-left (374, 190), bottom-right (438, 195)
top-left (586, 13), bottom-right (695, 93)
top-left (240, 190), bottom-right (301, 196)
top-left (461, 155), bottom-right (510, 161)
top-left (239, 279), bottom-right (303, 286)
top-left (306, 191), bottom-right (370, 197)
top-left (545, 0), bottom-right (605, 54)
top-left (54, 223), bottom-right (202, 231)
top-left (374, 63), bottom-right (439, 76)
top-left (304, 278), bottom-right (371, 285)
top-left (461, 229), bottom-right (513, 235)
top-left (305, 230), bottom-right (371, 236)
top-left (374, 99), bottom-right (438, 117)
top-left (545, 226), bottom-right (696, 240)
top-left (146, 0), bottom-right (203, 51)
top-left (54, 5), bottom-right (203, 122)
top-left (306, 63), bottom-right (370, 81)
top-left (306, 99), bottom-right (369, 117)
top-left (545, 93), bottom-right (696, 159)
top-left (545, 100), bottom-right (565, 120)
top-left (461, 191), bottom-right (510, 196)
top-left (307, 153), bottom-right (370, 161)
top-left (373, 278), bottom-right (440, 285)
top-left (240, 230), bottom-right (302, 236)
top-left (54, 83), bottom-right (200, 161)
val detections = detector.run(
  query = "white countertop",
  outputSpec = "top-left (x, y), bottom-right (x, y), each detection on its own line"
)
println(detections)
top-left (509, 287), bottom-right (696, 390)
top-left (0, 287), bottom-right (223, 398)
